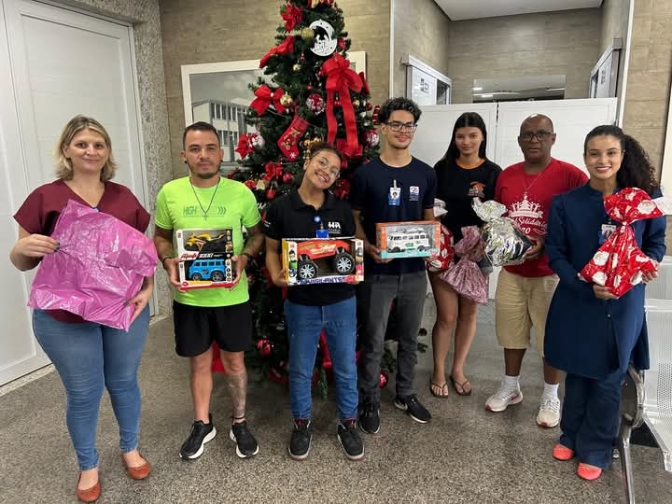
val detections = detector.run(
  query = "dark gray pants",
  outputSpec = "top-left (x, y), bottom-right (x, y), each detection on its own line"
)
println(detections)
top-left (358, 271), bottom-right (427, 403)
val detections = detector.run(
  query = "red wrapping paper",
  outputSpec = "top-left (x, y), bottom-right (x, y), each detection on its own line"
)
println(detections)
top-left (441, 226), bottom-right (488, 304)
top-left (427, 224), bottom-right (454, 272)
top-left (579, 188), bottom-right (663, 297)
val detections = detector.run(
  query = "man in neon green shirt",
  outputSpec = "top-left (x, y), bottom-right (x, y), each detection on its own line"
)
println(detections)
top-left (154, 122), bottom-right (264, 460)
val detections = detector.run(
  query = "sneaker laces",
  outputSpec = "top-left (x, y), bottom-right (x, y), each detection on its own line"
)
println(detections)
top-left (539, 397), bottom-right (560, 413)
top-left (232, 421), bottom-right (253, 442)
top-left (493, 382), bottom-right (518, 400)
top-left (362, 400), bottom-right (377, 417)
top-left (294, 418), bottom-right (310, 431)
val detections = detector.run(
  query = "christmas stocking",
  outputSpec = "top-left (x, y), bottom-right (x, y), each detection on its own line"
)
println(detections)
top-left (277, 112), bottom-right (309, 160)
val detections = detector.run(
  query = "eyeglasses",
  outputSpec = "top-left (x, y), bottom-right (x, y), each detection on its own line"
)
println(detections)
top-left (519, 130), bottom-right (553, 142)
top-left (385, 122), bottom-right (418, 133)
top-left (316, 158), bottom-right (340, 179)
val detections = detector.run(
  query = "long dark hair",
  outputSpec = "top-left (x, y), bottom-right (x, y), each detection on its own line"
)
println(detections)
top-left (441, 112), bottom-right (488, 164)
top-left (583, 125), bottom-right (658, 195)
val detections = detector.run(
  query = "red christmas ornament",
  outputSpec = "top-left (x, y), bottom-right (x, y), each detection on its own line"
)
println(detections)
top-left (266, 188), bottom-right (277, 200)
top-left (337, 38), bottom-right (346, 50)
top-left (282, 172), bottom-right (294, 184)
top-left (372, 104), bottom-right (381, 125)
top-left (244, 179), bottom-right (257, 190)
top-left (379, 370), bottom-right (389, 388)
top-left (306, 93), bottom-right (326, 114)
top-left (257, 339), bottom-right (273, 357)
top-left (366, 102), bottom-right (373, 111)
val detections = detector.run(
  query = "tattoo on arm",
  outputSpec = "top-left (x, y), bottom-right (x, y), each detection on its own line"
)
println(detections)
top-left (224, 371), bottom-right (248, 420)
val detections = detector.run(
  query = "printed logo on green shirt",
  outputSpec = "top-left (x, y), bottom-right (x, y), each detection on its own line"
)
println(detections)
top-left (183, 206), bottom-right (227, 217)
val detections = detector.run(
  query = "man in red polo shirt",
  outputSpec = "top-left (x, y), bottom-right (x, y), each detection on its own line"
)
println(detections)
top-left (485, 114), bottom-right (587, 428)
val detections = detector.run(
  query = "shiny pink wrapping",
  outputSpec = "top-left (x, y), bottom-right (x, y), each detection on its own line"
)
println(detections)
top-left (440, 226), bottom-right (488, 304)
top-left (28, 199), bottom-right (158, 331)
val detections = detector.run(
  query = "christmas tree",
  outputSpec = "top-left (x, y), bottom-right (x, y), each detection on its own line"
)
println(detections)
top-left (221, 0), bottom-right (383, 397)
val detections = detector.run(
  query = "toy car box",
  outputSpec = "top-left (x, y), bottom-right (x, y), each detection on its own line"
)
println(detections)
top-left (376, 221), bottom-right (441, 259)
top-left (282, 237), bottom-right (364, 286)
top-left (175, 228), bottom-right (236, 290)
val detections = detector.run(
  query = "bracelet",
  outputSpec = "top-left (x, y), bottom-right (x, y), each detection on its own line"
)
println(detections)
top-left (242, 252), bottom-right (255, 263)
top-left (160, 255), bottom-right (173, 265)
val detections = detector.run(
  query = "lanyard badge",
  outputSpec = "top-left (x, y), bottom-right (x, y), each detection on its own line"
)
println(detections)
top-left (388, 179), bottom-right (401, 206)
top-left (314, 215), bottom-right (329, 238)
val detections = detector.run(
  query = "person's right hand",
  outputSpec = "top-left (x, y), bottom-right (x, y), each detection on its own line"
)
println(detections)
top-left (365, 242), bottom-right (391, 264)
top-left (272, 268), bottom-right (288, 288)
top-left (162, 257), bottom-right (182, 288)
top-left (593, 284), bottom-right (618, 300)
top-left (14, 234), bottom-right (59, 258)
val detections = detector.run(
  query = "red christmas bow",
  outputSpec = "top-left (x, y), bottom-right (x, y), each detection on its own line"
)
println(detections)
top-left (259, 36), bottom-right (295, 68)
top-left (250, 85), bottom-right (286, 115)
top-left (264, 162), bottom-right (284, 181)
top-left (281, 4), bottom-right (303, 32)
top-left (322, 54), bottom-right (363, 158)
top-left (235, 134), bottom-right (252, 158)
top-left (579, 188), bottom-right (663, 297)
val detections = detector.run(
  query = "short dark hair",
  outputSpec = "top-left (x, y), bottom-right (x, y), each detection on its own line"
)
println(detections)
top-left (378, 97), bottom-right (422, 125)
top-left (307, 141), bottom-right (343, 164)
top-left (183, 121), bottom-right (220, 147)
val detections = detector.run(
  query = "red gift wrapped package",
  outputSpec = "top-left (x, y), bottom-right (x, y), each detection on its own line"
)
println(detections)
top-left (427, 224), bottom-right (454, 272)
top-left (579, 188), bottom-right (664, 297)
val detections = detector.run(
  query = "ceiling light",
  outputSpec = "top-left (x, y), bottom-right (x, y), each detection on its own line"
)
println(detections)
top-left (472, 87), bottom-right (483, 91)
top-left (480, 94), bottom-right (493, 98)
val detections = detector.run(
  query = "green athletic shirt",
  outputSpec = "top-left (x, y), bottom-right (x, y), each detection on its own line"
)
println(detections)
top-left (154, 176), bottom-right (261, 307)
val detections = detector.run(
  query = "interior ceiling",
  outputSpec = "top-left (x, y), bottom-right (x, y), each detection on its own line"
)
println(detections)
top-left (434, 0), bottom-right (603, 21)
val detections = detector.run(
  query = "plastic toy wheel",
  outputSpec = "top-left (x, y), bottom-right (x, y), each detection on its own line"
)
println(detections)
top-left (211, 270), bottom-right (225, 282)
top-left (298, 260), bottom-right (318, 279)
top-left (417, 246), bottom-right (426, 252)
top-left (191, 272), bottom-right (203, 281)
top-left (333, 253), bottom-right (355, 275)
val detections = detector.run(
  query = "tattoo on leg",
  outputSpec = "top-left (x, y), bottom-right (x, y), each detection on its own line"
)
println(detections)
top-left (224, 372), bottom-right (248, 422)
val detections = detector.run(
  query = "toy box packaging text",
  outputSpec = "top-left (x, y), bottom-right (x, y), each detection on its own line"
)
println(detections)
top-left (175, 228), bottom-right (236, 290)
top-left (282, 237), bottom-right (364, 286)
top-left (377, 221), bottom-right (441, 259)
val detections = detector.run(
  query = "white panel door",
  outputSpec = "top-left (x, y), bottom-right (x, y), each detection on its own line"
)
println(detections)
top-left (495, 98), bottom-right (618, 175)
top-left (0, 0), bottom-right (148, 386)
top-left (411, 103), bottom-right (498, 167)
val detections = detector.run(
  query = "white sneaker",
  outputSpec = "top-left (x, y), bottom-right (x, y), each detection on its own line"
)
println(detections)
top-left (536, 396), bottom-right (561, 428)
top-left (485, 383), bottom-right (523, 412)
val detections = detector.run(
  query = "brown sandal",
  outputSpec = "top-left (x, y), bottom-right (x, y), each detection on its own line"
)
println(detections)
top-left (449, 375), bottom-right (472, 396)
top-left (429, 379), bottom-right (449, 398)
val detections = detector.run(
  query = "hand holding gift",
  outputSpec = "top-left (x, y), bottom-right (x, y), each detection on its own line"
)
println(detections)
top-left (427, 199), bottom-right (454, 272)
top-left (579, 187), bottom-right (668, 297)
top-left (472, 198), bottom-right (534, 267)
top-left (440, 226), bottom-right (488, 304)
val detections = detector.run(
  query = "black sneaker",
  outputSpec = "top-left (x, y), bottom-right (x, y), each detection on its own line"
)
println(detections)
top-left (229, 421), bottom-right (260, 458)
top-left (180, 414), bottom-right (217, 460)
top-left (359, 398), bottom-right (381, 434)
top-left (394, 394), bottom-right (432, 424)
top-left (337, 419), bottom-right (364, 461)
top-left (288, 419), bottom-right (312, 461)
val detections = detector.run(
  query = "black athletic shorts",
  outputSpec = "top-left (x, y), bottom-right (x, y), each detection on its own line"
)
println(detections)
top-left (173, 301), bottom-right (253, 357)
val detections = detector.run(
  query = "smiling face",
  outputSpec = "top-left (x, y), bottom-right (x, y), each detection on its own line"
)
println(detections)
top-left (303, 149), bottom-right (341, 190)
top-left (455, 126), bottom-right (484, 158)
top-left (380, 110), bottom-right (417, 150)
top-left (61, 129), bottom-right (110, 178)
top-left (584, 134), bottom-right (624, 184)
top-left (181, 129), bottom-right (223, 180)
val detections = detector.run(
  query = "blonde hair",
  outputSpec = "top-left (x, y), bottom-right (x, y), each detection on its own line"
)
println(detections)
top-left (54, 115), bottom-right (117, 181)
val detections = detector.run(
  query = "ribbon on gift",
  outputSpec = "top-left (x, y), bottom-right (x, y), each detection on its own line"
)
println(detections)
top-left (322, 54), bottom-right (362, 158)
top-left (259, 36), bottom-right (295, 68)
top-left (579, 187), bottom-right (665, 297)
top-left (250, 85), bottom-right (286, 115)
top-left (440, 226), bottom-right (488, 304)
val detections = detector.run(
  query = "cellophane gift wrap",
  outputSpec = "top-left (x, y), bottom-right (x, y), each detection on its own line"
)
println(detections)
top-left (28, 200), bottom-right (158, 331)
top-left (579, 187), bottom-right (665, 297)
top-left (473, 199), bottom-right (534, 267)
top-left (441, 226), bottom-right (488, 304)
top-left (427, 224), bottom-right (454, 272)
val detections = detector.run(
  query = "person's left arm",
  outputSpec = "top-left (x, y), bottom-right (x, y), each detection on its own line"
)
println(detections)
top-left (640, 190), bottom-right (667, 282)
top-left (423, 166), bottom-right (437, 218)
top-left (125, 190), bottom-right (154, 323)
top-left (231, 188), bottom-right (264, 286)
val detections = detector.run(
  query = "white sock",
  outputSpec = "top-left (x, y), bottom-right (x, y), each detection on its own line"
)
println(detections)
top-left (542, 382), bottom-right (559, 399)
top-left (504, 375), bottom-right (520, 390)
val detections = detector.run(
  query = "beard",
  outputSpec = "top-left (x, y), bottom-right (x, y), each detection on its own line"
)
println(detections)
top-left (188, 164), bottom-right (220, 179)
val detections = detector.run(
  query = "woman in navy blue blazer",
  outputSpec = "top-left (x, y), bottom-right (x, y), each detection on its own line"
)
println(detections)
top-left (544, 125), bottom-right (666, 481)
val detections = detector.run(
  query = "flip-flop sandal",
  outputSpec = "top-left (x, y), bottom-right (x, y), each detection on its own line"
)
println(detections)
top-left (429, 379), bottom-right (449, 398)
top-left (449, 375), bottom-right (472, 396)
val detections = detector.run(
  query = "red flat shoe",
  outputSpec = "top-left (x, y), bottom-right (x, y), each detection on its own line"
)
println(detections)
top-left (121, 453), bottom-right (151, 480)
top-left (76, 475), bottom-right (101, 503)
top-left (552, 443), bottom-right (574, 461)
top-left (577, 463), bottom-right (602, 481)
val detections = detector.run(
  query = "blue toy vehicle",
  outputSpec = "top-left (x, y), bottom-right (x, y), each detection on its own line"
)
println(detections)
top-left (188, 258), bottom-right (228, 282)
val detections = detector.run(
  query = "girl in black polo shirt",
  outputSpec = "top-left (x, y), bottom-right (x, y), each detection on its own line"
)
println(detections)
top-left (265, 142), bottom-right (363, 461)
top-left (430, 112), bottom-right (501, 398)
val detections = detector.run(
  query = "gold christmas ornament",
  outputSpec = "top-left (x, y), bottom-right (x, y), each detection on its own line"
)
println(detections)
top-left (280, 93), bottom-right (294, 107)
top-left (300, 27), bottom-right (315, 41)
top-left (256, 179), bottom-right (267, 191)
top-left (353, 99), bottom-right (360, 107)
top-left (293, 63), bottom-right (301, 72)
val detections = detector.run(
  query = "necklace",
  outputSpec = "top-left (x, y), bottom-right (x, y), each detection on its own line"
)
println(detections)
top-left (521, 162), bottom-right (551, 198)
top-left (190, 179), bottom-right (220, 219)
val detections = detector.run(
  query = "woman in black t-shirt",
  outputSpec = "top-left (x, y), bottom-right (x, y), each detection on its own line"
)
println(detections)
top-left (429, 112), bottom-right (501, 398)
top-left (265, 142), bottom-right (363, 462)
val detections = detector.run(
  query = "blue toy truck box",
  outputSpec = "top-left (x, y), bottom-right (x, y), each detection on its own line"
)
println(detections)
top-left (175, 228), bottom-right (236, 290)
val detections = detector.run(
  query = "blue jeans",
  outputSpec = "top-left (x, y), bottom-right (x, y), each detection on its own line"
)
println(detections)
top-left (285, 297), bottom-right (358, 420)
top-left (32, 307), bottom-right (150, 470)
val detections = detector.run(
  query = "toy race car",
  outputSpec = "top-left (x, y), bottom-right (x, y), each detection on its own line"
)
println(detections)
top-left (296, 240), bottom-right (356, 280)
top-left (184, 232), bottom-right (232, 253)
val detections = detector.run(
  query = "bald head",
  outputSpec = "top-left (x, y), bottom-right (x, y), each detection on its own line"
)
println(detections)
top-left (520, 114), bottom-right (554, 135)
top-left (518, 114), bottom-right (556, 166)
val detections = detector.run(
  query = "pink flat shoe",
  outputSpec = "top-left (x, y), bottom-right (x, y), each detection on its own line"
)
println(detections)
top-left (552, 443), bottom-right (574, 461)
top-left (577, 463), bottom-right (602, 481)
